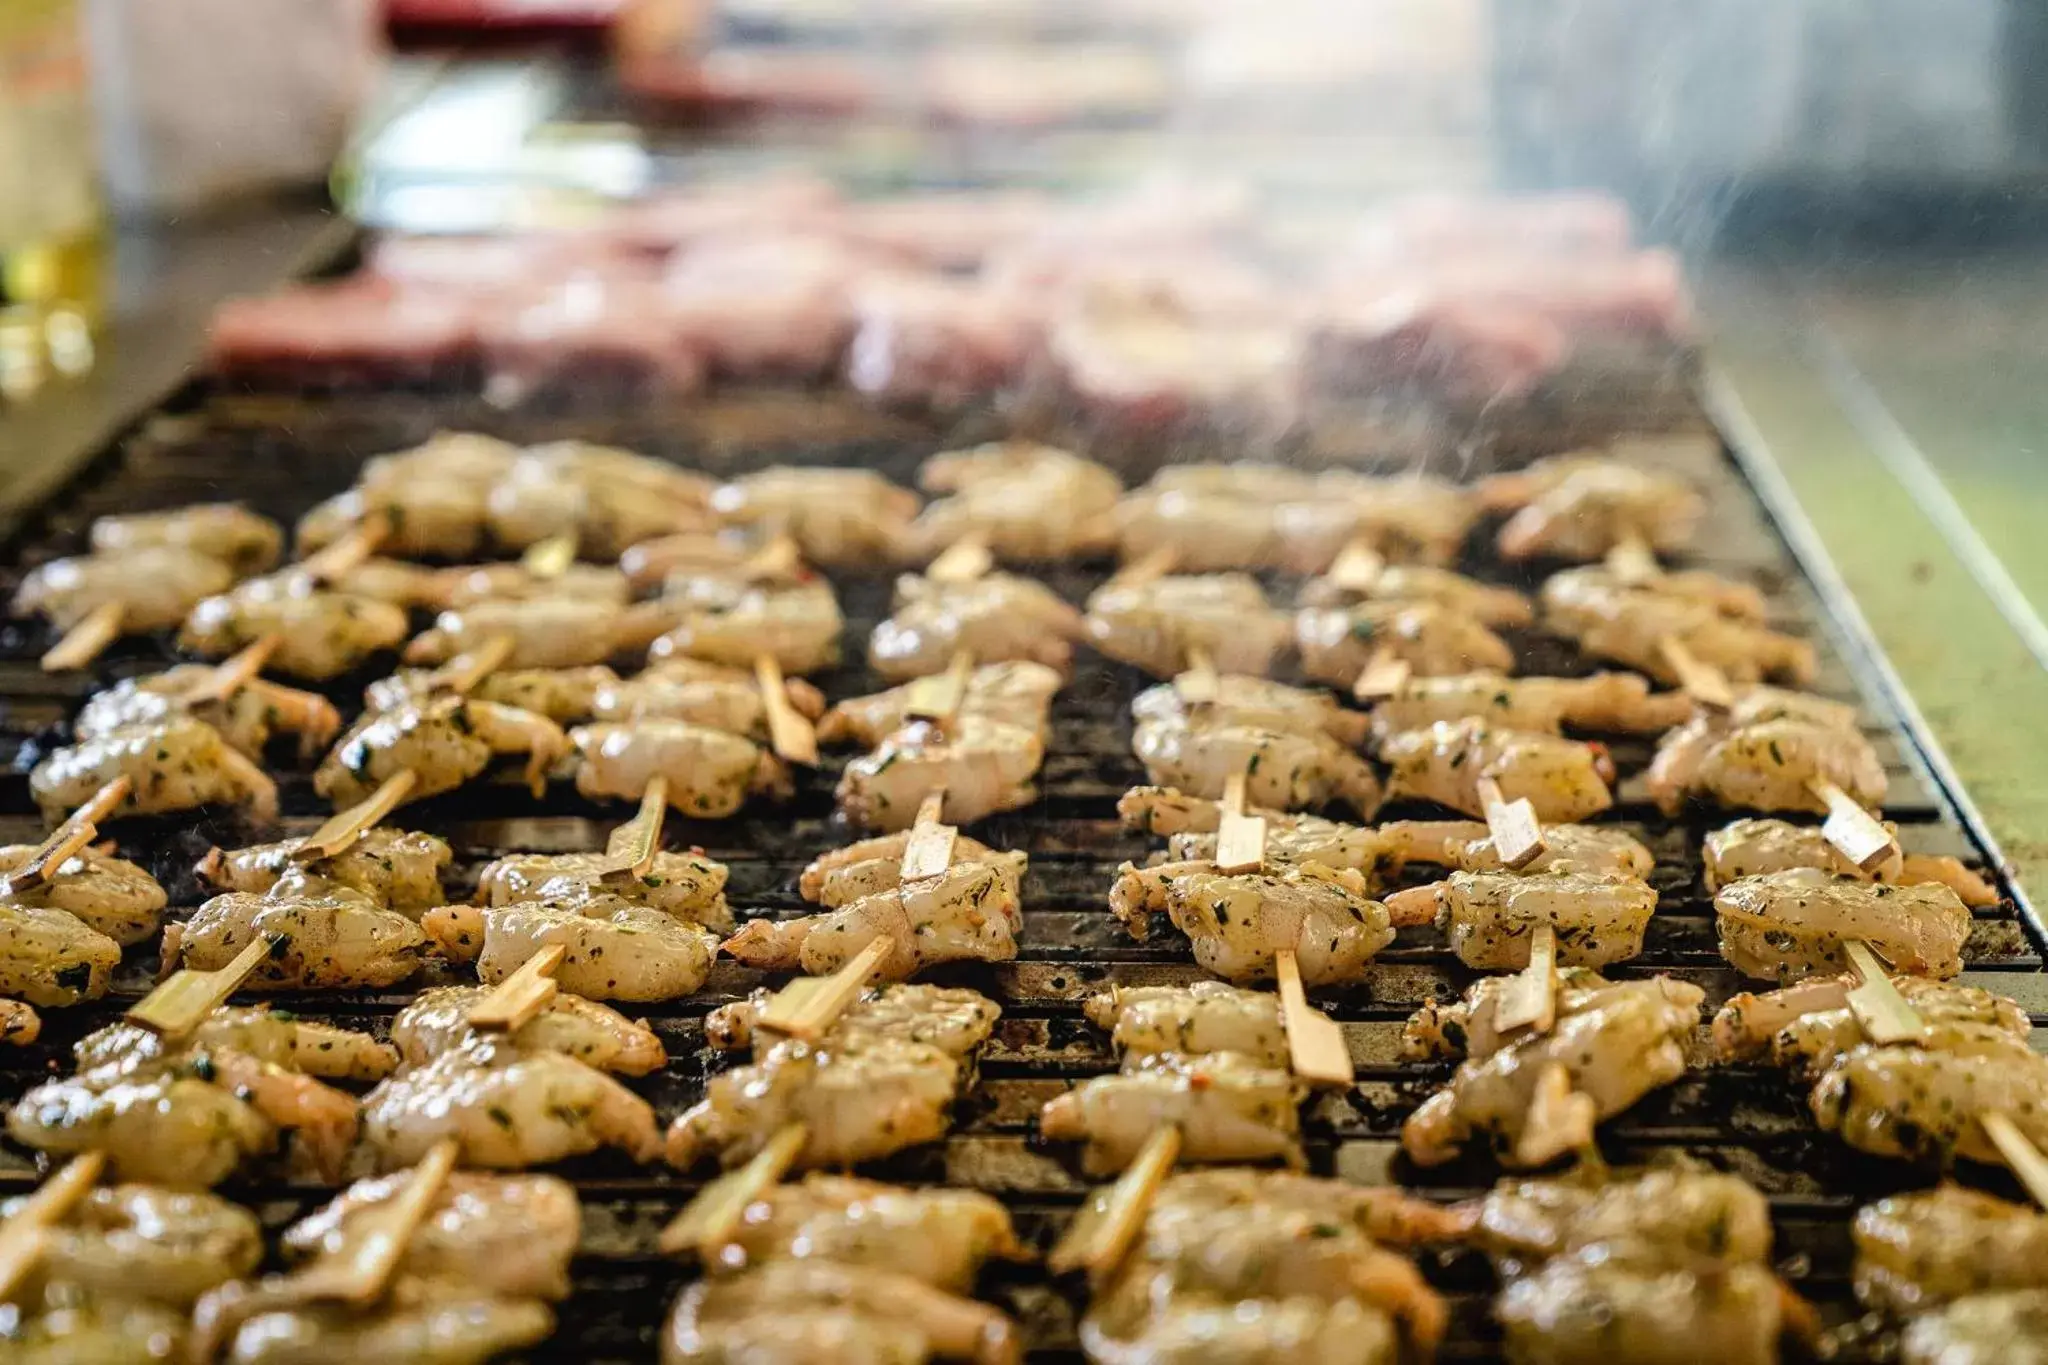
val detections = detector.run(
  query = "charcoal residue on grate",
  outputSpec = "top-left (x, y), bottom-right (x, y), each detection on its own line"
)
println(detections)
top-left (0, 383), bottom-right (2036, 1362)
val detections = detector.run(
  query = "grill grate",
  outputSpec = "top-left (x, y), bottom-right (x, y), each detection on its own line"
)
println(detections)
top-left (0, 382), bottom-right (2036, 1361)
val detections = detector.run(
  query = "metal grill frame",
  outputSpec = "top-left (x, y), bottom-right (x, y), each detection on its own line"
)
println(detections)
top-left (0, 380), bottom-right (2039, 1361)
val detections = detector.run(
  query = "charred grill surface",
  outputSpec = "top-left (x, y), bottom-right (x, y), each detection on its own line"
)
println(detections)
top-left (0, 385), bottom-right (2034, 1361)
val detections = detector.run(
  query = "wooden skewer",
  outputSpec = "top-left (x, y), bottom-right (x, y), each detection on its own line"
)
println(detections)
top-left (0, 1151), bottom-right (105, 1301)
top-left (178, 633), bottom-right (282, 704)
top-left (1659, 637), bottom-right (1733, 710)
top-left (1108, 544), bottom-right (1177, 589)
top-left (286, 1139), bottom-right (457, 1303)
top-left (1327, 537), bottom-right (1385, 593)
top-left (292, 770), bottom-right (419, 864)
top-left (1352, 647), bottom-right (1412, 702)
top-left (756, 936), bottom-right (895, 1041)
top-left (40, 601), bottom-right (124, 672)
top-left (900, 791), bottom-right (956, 884)
top-left (468, 943), bottom-right (568, 1032)
top-left (1842, 938), bottom-right (1927, 1045)
top-left (433, 633), bottom-right (515, 697)
top-left (905, 650), bottom-right (975, 727)
top-left (1492, 924), bottom-right (1559, 1035)
top-left (926, 535), bottom-right (993, 585)
top-left (1811, 778), bottom-right (1901, 874)
top-left (296, 510), bottom-right (390, 586)
top-left (1275, 948), bottom-right (1353, 1088)
top-left (1047, 1124), bottom-right (1180, 1282)
top-left (1475, 775), bottom-right (1546, 871)
top-left (1174, 645), bottom-right (1220, 706)
top-left (1213, 770), bottom-right (1267, 875)
top-left (741, 533), bottom-right (802, 582)
top-left (1983, 1113), bottom-right (2048, 1210)
top-left (2, 776), bottom-right (131, 896)
top-left (1605, 531), bottom-right (1661, 586)
top-left (1838, 941), bottom-right (2048, 1207)
top-left (755, 655), bottom-right (819, 766)
top-left (1512, 1060), bottom-right (1597, 1167)
top-left (519, 530), bottom-right (578, 580)
top-left (658, 1122), bottom-right (810, 1260)
top-left (125, 933), bottom-right (275, 1038)
top-left (598, 776), bottom-right (670, 880)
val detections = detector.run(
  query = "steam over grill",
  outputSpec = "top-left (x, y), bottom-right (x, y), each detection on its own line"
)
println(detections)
top-left (0, 382), bottom-right (2034, 1360)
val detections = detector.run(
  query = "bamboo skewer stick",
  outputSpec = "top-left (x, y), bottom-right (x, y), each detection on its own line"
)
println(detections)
top-left (468, 943), bottom-right (568, 1032)
top-left (756, 936), bottom-right (895, 1041)
top-left (297, 510), bottom-right (391, 586)
top-left (1493, 924), bottom-right (1559, 1036)
top-left (1351, 647), bottom-right (1412, 702)
top-left (1048, 1124), bottom-right (1180, 1282)
top-left (277, 1140), bottom-right (457, 1301)
top-left (926, 535), bottom-right (994, 585)
top-left (2, 776), bottom-right (130, 895)
top-left (598, 777), bottom-right (669, 881)
top-left (1107, 545), bottom-right (1177, 589)
top-left (1842, 939), bottom-right (1927, 1045)
top-left (1811, 778), bottom-right (1902, 873)
top-left (125, 933), bottom-right (275, 1038)
top-left (178, 633), bottom-right (283, 704)
top-left (432, 633), bottom-right (515, 697)
top-left (754, 655), bottom-right (818, 765)
top-left (1173, 645), bottom-right (1220, 706)
top-left (1605, 531), bottom-right (1661, 586)
top-left (189, 1140), bottom-right (460, 1360)
top-left (1984, 1114), bottom-right (2048, 1210)
top-left (1327, 537), bottom-right (1385, 593)
top-left (1659, 637), bottom-right (1733, 710)
top-left (40, 601), bottom-right (124, 673)
top-left (900, 791), bottom-right (956, 884)
top-left (659, 1122), bottom-right (810, 1260)
top-left (905, 650), bottom-right (974, 727)
top-left (1275, 948), bottom-right (1353, 1088)
top-left (1213, 770), bottom-right (1267, 875)
top-left (1475, 775), bottom-right (1546, 871)
top-left (0, 1152), bottom-right (104, 1301)
top-left (519, 531), bottom-right (578, 580)
top-left (291, 770), bottom-right (419, 864)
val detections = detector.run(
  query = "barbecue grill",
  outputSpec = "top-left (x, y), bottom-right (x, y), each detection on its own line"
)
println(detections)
top-left (0, 370), bottom-right (2035, 1360)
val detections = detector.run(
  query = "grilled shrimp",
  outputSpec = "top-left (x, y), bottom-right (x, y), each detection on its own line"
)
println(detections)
top-left (869, 572), bottom-right (1083, 681)
top-left (1108, 860), bottom-right (1394, 986)
top-left (570, 720), bottom-right (791, 818)
top-left (360, 1033), bottom-right (662, 1170)
top-left (1380, 718), bottom-right (1614, 823)
top-left (403, 597), bottom-right (673, 671)
top-left (32, 717), bottom-right (278, 823)
top-left (797, 829), bottom-right (1025, 908)
top-left (75, 667), bottom-right (342, 760)
top-left (0, 843), bottom-right (166, 944)
top-left (1039, 1051), bottom-right (1307, 1175)
top-left (722, 861), bottom-right (1020, 980)
top-left (592, 657), bottom-right (826, 740)
top-left (162, 890), bottom-right (428, 991)
top-left (317, 697), bottom-right (568, 807)
top-left (836, 716), bottom-right (1042, 831)
top-left (390, 984), bottom-right (667, 1076)
top-left (181, 577), bottom-right (410, 680)
top-left (476, 847), bottom-right (732, 930)
top-left (91, 503), bottom-right (283, 574)
top-left (1295, 601), bottom-right (1516, 685)
top-left (429, 894), bottom-right (718, 1002)
top-left (1133, 717), bottom-right (1382, 818)
top-left (14, 545), bottom-right (233, 631)
top-left (197, 827), bottom-right (453, 916)
top-left (0, 901), bottom-right (122, 1006)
